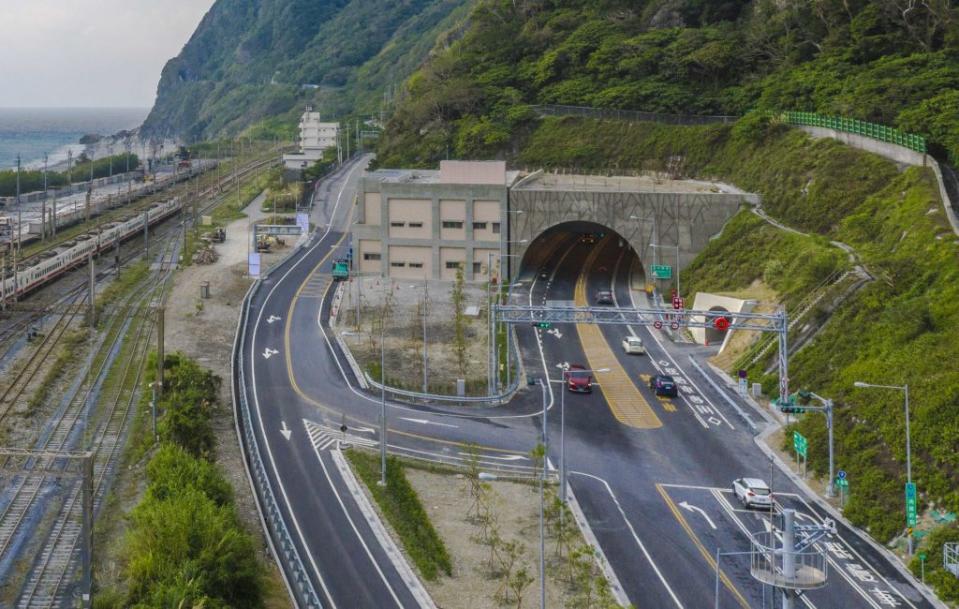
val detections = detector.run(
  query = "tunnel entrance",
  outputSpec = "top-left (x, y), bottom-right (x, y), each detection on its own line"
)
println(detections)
top-left (705, 305), bottom-right (731, 345)
top-left (515, 221), bottom-right (643, 287)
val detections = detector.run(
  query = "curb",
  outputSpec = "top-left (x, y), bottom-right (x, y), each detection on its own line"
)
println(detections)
top-left (331, 448), bottom-right (439, 609)
top-left (566, 486), bottom-right (632, 608)
top-left (700, 362), bottom-right (948, 609)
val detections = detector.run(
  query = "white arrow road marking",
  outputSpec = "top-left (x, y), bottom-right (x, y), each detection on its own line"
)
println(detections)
top-left (458, 452), bottom-right (528, 462)
top-left (267, 315), bottom-right (282, 324)
top-left (262, 348), bottom-right (279, 359)
top-left (555, 361), bottom-right (570, 370)
top-left (398, 417), bottom-right (459, 429)
top-left (280, 421), bottom-right (292, 441)
top-left (352, 426), bottom-right (377, 434)
top-left (546, 328), bottom-right (563, 339)
top-left (679, 501), bottom-right (717, 530)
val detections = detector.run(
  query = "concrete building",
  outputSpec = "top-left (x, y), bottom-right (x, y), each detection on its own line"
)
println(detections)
top-left (352, 161), bottom-right (517, 281)
top-left (282, 107), bottom-right (339, 170)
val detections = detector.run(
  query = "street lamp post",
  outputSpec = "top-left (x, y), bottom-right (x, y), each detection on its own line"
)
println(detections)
top-left (550, 367), bottom-right (609, 505)
top-left (853, 381), bottom-right (912, 554)
top-left (537, 378), bottom-right (548, 609)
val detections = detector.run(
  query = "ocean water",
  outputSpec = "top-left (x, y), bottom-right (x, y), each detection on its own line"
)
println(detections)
top-left (0, 107), bottom-right (150, 171)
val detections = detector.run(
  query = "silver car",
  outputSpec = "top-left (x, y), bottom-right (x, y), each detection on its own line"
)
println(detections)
top-left (733, 477), bottom-right (773, 509)
top-left (621, 336), bottom-right (645, 354)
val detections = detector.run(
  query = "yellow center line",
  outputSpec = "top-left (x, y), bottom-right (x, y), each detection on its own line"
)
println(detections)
top-left (655, 484), bottom-right (751, 609)
top-left (573, 243), bottom-right (662, 429)
top-left (279, 236), bottom-right (524, 457)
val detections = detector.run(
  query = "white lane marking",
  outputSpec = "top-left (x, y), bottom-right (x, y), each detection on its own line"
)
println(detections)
top-left (262, 347), bottom-right (279, 359)
top-left (280, 420), bottom-right (292, 441)
top-left (267, 315), bottom-right (282, 324)
top-left (306, 428), bottom-right (406, 608)
top-left (398, 417), bottom-right (459, 429)
top-left (250, 157), bottom-right (368, 608)
top-left (623, 283), bottom-right (735, 431)
top-left (570, 471), bottom-right (684, 609)
top-left (678, 501), bottom-right (717, 530)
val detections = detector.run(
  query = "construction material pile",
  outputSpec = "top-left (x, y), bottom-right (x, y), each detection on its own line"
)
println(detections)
top-left (193, 246), bottom-right (219, 265)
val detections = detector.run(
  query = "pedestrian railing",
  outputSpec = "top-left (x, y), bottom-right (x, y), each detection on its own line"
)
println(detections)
top-left (781, 111), bottom-right (927, 153)
top-left (529, 104), bottom-right (738, 125)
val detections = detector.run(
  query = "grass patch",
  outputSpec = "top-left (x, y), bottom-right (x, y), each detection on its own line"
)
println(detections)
top-left (26, 330), bottom-right (87, 414)
top-left (346, 449), bottom-right (452, 581)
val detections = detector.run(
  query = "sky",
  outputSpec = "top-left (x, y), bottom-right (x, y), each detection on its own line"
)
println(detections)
top-left (0, 0), bottom-right (217, 108)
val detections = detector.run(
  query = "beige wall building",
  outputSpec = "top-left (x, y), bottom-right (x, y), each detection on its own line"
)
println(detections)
top-left (352, 161), bottom-right (517, 281)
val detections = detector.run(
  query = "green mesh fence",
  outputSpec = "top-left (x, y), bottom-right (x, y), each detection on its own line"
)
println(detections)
top-left (782, 111), bottom-right (926, 153)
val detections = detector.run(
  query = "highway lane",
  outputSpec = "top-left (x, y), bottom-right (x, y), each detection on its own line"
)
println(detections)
top-left (242, 156), bottom-right (424, 609)
top-left (526, 234), bottom-right (933, 609)
top-left (242, 161), bottom-right (935, 608)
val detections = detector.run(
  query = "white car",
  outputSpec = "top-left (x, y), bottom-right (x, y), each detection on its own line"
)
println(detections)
top-left (621, 336), bottom-right (645, 354)
top-left (733, 478), bottom-right (773, 509)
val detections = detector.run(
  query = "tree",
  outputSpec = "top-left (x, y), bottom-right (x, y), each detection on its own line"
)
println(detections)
top-left (452, 266), bottom-right (468, 376)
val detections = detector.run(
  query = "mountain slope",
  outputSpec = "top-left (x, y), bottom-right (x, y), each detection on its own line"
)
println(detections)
top-left (142, 0), bottom-right (470, 139)
top-left (375, 0), bottom-right (959, 167)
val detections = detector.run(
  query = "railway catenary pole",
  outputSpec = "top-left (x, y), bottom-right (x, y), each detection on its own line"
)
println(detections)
top-left (42, 153), bottom-right (48, 241)
top-left (81, 451), bottom-right (94, 609)
top-left (87, 253), bottom-right (96, 327)
top-left (157, 305), bottom-right (165, 397)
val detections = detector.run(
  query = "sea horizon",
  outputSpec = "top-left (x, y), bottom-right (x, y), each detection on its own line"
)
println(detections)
top-left (0, 106), bottom-right (151, 171)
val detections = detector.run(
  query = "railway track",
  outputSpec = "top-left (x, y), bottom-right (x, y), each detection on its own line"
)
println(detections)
top-left (0, 234), bottom-right (180, 609)
top-left (0, 150), bottom-right (278, 608)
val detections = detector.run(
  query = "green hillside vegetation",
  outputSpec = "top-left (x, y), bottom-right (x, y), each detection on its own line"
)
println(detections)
top-left (142, 0), bottom-right (471, 139)
top-left (375, 0), bottom-right (959, 167)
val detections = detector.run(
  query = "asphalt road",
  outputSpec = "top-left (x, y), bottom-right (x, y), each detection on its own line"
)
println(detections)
top-left (239, 159), bottom-right (936, 609)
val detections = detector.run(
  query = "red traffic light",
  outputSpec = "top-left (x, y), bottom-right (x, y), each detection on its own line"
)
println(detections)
top-left (714, 317), bottom-right (731, 331)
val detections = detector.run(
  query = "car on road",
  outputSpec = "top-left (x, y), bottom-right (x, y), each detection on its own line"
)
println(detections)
top-left (621, 336), bottom-right (645, 354)
top-left (595, 290), bottom-right (614, 305)
top-left (565, 365), bottom-right (593, 393)
top-left (648, 374), bottom-right (678, 397)
top-left (733, 478), bottom-right (774, 509)
top-left (579, 233), bottom-right (597, 245)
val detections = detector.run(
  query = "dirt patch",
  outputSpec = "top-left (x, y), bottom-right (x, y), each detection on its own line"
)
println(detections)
top-left (382, 464), bottom-right (618, 609)
top-left (336, 277), bottom-right (494, 394)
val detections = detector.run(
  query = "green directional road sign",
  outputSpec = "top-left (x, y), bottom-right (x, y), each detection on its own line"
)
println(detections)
top-left (651, 265), bottom-right (672, 280)
top-left (836, 477), bottom-right (849, 489)
top-left (906, 482), bottom-right (918, 528)
top-left (793, 431), bottom-right (808, 458)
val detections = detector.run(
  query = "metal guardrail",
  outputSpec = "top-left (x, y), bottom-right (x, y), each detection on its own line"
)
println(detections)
top-left (364, 372), bottom-right (519, 405)
top-left (530, 104), bottom-right (738, 125)
top-left (234, 280), bottom-right (323, 609)
top-left (782, 111), bottom-right (927, 153)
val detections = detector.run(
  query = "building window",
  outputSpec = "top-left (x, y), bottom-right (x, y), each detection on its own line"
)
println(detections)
top-left (409, 262), bottom-right (424, 268)
top-left (445, 261), bottom-right (462, 270)
top-left (442, 221), bottom-right (463, 229)
top-left (473, 222), bottom-right (487, 231)
top-left (363, 253), bottom-right (381, 261)
top-left (390, 221), bottom-right (405, 228)
top-left (391, 261), bottom-right (406, 268)
top-left (492, 222), bottom-right (501, 234)
top-left (408, 222), bottom-right (424, 228)
top-left (473, 262), bottom-right (483, 274)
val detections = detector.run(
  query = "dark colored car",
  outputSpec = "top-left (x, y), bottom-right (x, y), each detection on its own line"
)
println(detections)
top-left (649, 374), bottom-right (678, 397)
top-left (579, 233), bottom-right (597, 245)
top-left (595, 290), bottom-right (614, 305)
top-left (565, 365), bottom-right (593, 393)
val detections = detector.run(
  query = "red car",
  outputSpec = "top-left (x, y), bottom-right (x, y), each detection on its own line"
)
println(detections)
top-left (565, 365), bottom-right (593, 393)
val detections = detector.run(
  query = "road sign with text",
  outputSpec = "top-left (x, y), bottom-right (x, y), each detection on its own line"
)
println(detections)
top-left (793, 431), bottom-right (808, 458)
top-left (652, 265), bottom-right (672, 280)
top-left (906, 482), bottom-right (918, 527)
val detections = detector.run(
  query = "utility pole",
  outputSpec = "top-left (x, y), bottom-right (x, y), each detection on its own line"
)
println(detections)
top-left (422, 280), bottom-right (429, 393)
top-left (379, 311), bottom-right (387, 487)
top-left (143, 211), bottom-right (150, 260)
top-left (81, 452), bottom-right (94, 609)
top-left (87, 253), bottom-right (96, 327)
top-left (16, 154), bottom-right (21, 257)
top-left (42, 153), bottom-right (48, 241)
top-left (156, 306), bottom-right (165, 397)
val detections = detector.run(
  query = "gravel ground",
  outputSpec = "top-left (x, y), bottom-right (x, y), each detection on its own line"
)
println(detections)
top-left (337, 276), bottom-right (495, 394)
